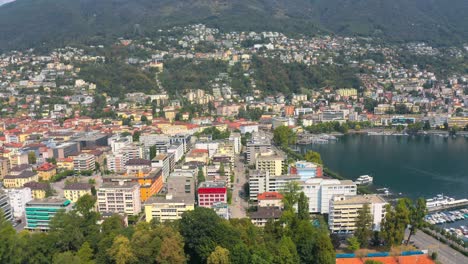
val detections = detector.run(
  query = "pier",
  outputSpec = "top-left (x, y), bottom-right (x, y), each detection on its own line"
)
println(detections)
top-left (427, 199), bottom-right (468, 212)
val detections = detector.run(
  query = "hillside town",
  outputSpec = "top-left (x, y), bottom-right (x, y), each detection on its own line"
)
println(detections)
top-left (1, 24), bottom-right (467, 264)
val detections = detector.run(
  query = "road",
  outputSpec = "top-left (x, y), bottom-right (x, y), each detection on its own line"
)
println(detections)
top-left (407, 230), bottom-right (468, 264)
top-left (229, 155), bottom-right (248, 218)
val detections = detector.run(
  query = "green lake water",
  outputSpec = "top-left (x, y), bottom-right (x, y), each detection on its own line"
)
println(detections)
top-left (299, 134), bottom-right (468, 199)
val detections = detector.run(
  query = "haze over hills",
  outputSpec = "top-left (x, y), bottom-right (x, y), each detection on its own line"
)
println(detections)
top-left (0, 0), bottom-right (15, 5)
top-left (0, 0), bottom-right (467, 51)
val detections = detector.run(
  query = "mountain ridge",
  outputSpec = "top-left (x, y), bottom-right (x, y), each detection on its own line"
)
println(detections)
top-left (0, 0), bottom-right (467, 51)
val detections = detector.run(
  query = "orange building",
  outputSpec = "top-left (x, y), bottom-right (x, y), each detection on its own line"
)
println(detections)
top-left (284, 105), bottom-right (295, 117)
top-left (137, 169), bottom-right (164, 202)
top-left (102, 168), bottom-right (163, 202)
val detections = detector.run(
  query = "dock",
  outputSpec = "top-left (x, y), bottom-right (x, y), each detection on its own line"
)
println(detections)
top-left (427, 199), bottom-right (468, 212)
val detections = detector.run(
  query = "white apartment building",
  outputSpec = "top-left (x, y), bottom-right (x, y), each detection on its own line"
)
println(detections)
top-left (301, 178), bottom-right (357, 214)
top-left (246, 132), bottom-right (272, 164)
top-left (6, 187), bottom-right (33, 218)
top-left (229, 132), bottom-right (242, 154)
top-left (106, 153), bottom-right (129, 173)
top-left (97, 182), bottom-right (141, 216)
top-left (167, 143), bottom-right (184, 163)
top-left (73, 154), bottom-right (95, 172)
top-left (194, 141), bottom-right (219, 158)
top-left (249, 170), bottom-right (300, 202)
top-left (329, 194), bottom-right (388, 233)
top-left (152, 154), bottom-right (171, 182)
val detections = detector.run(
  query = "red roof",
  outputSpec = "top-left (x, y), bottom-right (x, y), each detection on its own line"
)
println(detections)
top-left (192, 149), bottom-right (209, 154)
top-left (198, 187), bottom-right (227, 194)
top-left (258, 192), bottom-right (283, 200)
top-left (37, 162), bottom-right (56, 171)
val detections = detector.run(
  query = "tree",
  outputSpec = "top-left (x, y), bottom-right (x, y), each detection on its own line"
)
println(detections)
top-left (274, 236), bottom-right (300, 264)
top-left (28, 151), bottom-right (37, 164)
top-left (107, 235), bottom-right (136, 264)
top-left (150, 145), bottom-right (157, 160)
top-left (141, 115), bottom-right (148, 122)
top-left (0, 211), bottom-right (17, 263)
top-left (132, 130), bottom-right (141, 142)
top-left (330, 234), bottom-right (341, 249)
top-left (347, 236), bottom-right (360, 252)
top-left (304, 151), bottom-right (323, 164)
top-left (273, 126), bottom-right (296, 148)
top-left (207, 246), bottom-right (230, 264)
top-left (294, 220), bottom-right (334, 264)
top-left (297, 192), bottom-right (309, 220)
top-left (281, 181), bottom-right (301, 211)
top-left (52, 251), bottom-right (81, 264)
top-left (381, 199), bottom-right (410, 248)
top-left (423, 120), bottom-right (431, 130)
top-left (180, 208), bottom-right (240, 263)
top-left (74, 194), bottom-right (97, 220)
top-left (405, 198), bottom-right (427, 246)
top-left (219, 163), bottom-right (225, 176)
top-left (77, 242), bottom-right (95, 264)
top-left (157, 231), bottom-right (186, 264)
top-left (197, 167), bottom-right (205, 183)
top-left (355, 203), bottom-right (373, 248)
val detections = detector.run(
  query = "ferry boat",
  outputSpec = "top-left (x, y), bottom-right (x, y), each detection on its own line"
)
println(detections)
top-left (426, 194), bottom-right (455, 208)
top-left (355, 175), bottom-right (373, 185)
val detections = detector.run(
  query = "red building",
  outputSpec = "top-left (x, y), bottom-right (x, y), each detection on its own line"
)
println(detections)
top-left (198, 181), bottom-right (227, 208)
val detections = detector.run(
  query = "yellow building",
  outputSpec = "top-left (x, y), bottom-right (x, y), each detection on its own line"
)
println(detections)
top-left (57, 158), bottom-right (74, 171)
top-left (64, 183), bottom-right (92, 202)
top-left (144, 176), bottom-right (195, 222)
top-left (36, 163), bottom-right (57, 181)
top-left (0, 157), bottom-right (10, 180)
top-left (255, 150), bottom-right (285, 177)
top-left (185, 149), bottom-right (209, 164)
top-left (448, 117), bottom-right (468, 128)
top-left (337, 88), bottom-right (358, 97)
top-left (24, 182), bottom-right (48, 199)
top-left (3, 171), bottom-right (39, 188)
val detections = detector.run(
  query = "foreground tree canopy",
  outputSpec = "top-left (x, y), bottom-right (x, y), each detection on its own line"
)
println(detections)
top-left (0, 194), bottom-right (335, 264)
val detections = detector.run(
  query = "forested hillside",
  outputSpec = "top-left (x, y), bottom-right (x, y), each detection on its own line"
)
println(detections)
top-left (0, 0), bottom-right (467, 52)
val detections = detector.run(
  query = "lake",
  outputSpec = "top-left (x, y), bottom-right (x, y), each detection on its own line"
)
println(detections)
top-left (299, 134), bottom-right (468, 199)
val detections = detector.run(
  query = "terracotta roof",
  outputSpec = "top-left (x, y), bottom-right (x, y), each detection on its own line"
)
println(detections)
top-left (36, 162), bottom-right (56, 171)
top-left (336, 255), bottom-right (436, 264)
top-left (258, 191), bottom-right (283, 200)
top-left (191, 149), bottom-right (209, 154)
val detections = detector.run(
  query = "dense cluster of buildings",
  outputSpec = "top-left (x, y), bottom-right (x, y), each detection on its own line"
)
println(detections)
top-left (0, 24), bottom-right (466, 237)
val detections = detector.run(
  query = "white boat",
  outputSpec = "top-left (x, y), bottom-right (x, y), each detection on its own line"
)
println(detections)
top-left (355, 175), bottom-right (373, 185)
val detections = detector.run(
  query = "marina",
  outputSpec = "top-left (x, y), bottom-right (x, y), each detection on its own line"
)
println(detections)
top-left (425, 209), bottom-right (468, 242)
top-left (297, 133), bottom-right (339, 144)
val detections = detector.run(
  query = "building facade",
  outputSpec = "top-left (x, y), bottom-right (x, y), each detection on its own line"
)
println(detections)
top-left (197, 181), bottom-right (227, 208)
top-left (97, 182), bottom-right (141, 216)
top-left (25, 199), bottom-right (72, 231)
top-left (5, 187), bottom-right (32, 218)
top-left (329, 194), bottom-right (388, 233)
